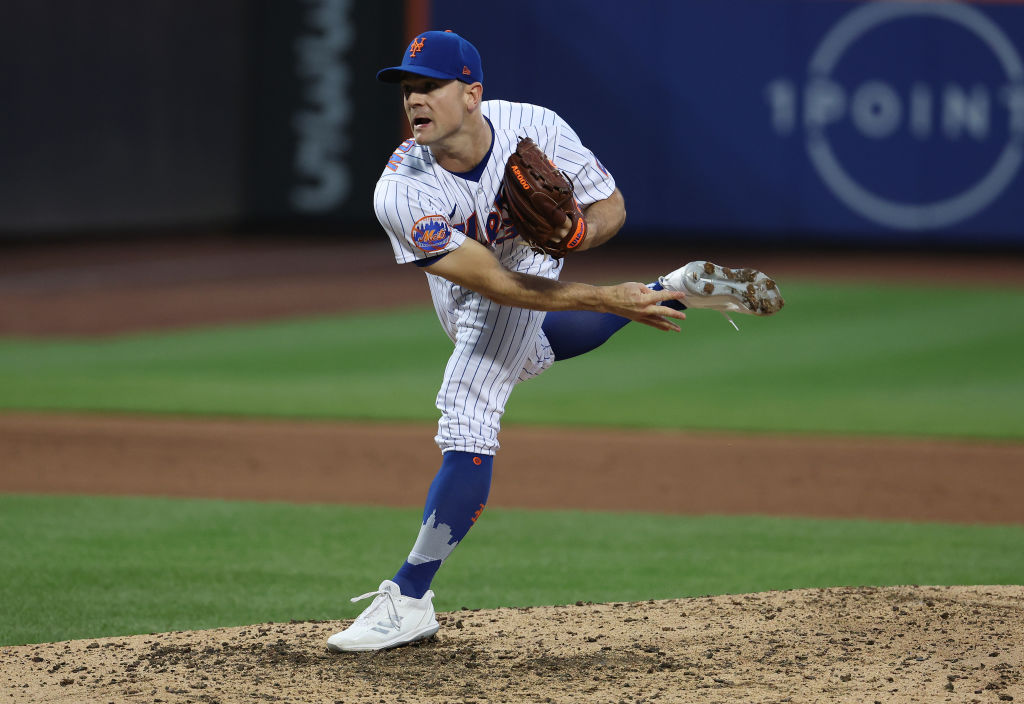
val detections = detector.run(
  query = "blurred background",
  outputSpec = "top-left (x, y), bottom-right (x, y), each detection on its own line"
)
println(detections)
top-left (1, 0), bottom-right (1022, 247)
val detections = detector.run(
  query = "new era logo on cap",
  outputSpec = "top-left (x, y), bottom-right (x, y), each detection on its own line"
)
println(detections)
top-left (377, 30), bottom-right (483, 85)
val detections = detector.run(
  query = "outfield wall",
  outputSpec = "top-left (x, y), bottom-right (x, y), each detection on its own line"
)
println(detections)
top-left (2, 0), bottom-right (1022, 248)
top-left (435, 0), bottom-right (1024, 246)
top-left (0, 0), bottom-right (402, 235)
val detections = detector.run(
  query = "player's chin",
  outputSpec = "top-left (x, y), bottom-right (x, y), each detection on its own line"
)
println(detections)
top-left (411, 122), bottom-right (435, 145)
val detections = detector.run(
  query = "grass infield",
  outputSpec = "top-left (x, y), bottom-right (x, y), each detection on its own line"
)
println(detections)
top-left (0, 280), bottom-right (1022, 439)
top-left (2, 494), bottom-right (1022, 646)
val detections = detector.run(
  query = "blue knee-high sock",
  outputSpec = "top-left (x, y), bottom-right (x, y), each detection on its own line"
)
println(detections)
top-left (541, 310), bottom-right (631, 360)
top-left (541, 282), bottom-right (686, 360)
top-left (392, 450), bottom-right (493, 598)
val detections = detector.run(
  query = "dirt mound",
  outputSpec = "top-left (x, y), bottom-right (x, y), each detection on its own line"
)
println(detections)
top-left (4, 585), bottom-right (1021, 703)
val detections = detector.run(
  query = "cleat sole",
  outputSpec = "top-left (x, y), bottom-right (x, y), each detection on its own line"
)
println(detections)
top-left (659, 260), bottom-right (785, 319)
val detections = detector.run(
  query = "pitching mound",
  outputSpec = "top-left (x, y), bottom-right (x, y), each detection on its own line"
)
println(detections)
top-left (4, 585), bottom-right (1021, 703)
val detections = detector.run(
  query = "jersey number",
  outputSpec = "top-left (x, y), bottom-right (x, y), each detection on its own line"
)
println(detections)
top-left (453, 212), bottom-right (509, 245)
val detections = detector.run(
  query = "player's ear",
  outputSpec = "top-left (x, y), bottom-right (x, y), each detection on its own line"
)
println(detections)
top-left (464, 82), bottom-right (483, 111)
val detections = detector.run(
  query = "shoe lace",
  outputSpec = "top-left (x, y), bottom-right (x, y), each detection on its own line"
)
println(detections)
top-left (350, 587), bottom-right (402, 629)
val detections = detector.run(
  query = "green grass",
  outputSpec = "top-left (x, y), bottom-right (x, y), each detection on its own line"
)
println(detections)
top-left (0, 306), bottom-right (452, 421)
top-left (2, 494), bottom-right (1022, 646)
top-left (0, 281), bottom-right (1022, 439)
top-left (512, 279), bottom-right (1024, 437)
top-left (2, 281), bottom-right (1020, 647)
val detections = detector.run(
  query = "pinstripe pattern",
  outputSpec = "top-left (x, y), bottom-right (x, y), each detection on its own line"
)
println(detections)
top-left (374, 100), bottom-right (616, 454)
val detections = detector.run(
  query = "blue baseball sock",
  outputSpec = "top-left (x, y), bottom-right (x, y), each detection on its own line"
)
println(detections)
top-left (541, 310), bottom-right (630, 360)
top-left (392, 450), bottom-right (493, 599)
top-left (541, 282), bottom-right (686, 360)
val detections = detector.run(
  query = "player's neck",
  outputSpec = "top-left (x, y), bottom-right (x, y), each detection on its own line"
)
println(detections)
top-left (431, 114), bottom-right (491, 173)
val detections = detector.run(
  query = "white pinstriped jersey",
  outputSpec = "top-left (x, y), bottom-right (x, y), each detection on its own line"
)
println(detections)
top-left (373, 100), bottom-right (616, 455)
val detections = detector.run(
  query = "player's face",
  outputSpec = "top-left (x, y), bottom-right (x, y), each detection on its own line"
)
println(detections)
top-left (401, 76), bottom-right (469, 145)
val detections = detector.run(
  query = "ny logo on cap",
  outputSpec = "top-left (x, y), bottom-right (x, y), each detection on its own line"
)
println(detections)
top-left (409, 36), bottom-right (425, 57)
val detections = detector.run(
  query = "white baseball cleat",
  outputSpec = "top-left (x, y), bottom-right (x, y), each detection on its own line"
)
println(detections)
top-left (326, 580), bottom-right (439, 653)
top-left (659, 261), bottom-right (784, 322)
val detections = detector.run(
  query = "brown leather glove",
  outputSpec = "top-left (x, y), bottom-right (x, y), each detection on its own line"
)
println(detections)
top-left (502, 137), bottom-right (587, 258)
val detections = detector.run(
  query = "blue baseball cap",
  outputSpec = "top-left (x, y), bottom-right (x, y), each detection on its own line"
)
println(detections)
top-left (376, 30), bottom-right (483, 85)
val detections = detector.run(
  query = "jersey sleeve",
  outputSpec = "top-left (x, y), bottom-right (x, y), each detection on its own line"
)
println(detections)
top-left (373, 178), bottom-right (467, 265)
top-left (549, 116), bottom-right (617, 208)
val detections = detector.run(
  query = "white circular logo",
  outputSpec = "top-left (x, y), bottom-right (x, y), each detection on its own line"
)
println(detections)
top-left (805, 2), bottom-right (1024, 230)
